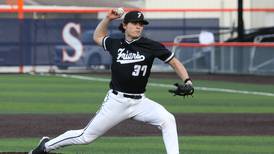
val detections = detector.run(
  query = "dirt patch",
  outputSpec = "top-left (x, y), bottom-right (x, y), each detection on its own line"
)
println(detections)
top-left (1, 113), bottom-right (274, 138)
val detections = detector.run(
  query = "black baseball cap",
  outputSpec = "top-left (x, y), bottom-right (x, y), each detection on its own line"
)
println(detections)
top-left (123, 11), bottom-right (149, 25)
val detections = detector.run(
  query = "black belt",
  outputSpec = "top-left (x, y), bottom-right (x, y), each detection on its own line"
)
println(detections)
top-left (112, 90), bottom-right (142, 99)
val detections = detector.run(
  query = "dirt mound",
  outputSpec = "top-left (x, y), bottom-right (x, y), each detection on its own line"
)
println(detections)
top-left (1, 113), bottom-right (274, 138)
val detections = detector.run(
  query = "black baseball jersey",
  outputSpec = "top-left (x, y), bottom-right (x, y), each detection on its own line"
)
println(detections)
top-left (102, 36), bottom-right (174, 94)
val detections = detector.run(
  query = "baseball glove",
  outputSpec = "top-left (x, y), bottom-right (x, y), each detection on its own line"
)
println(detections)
top-left (169, 82), bottom-right (194, 97)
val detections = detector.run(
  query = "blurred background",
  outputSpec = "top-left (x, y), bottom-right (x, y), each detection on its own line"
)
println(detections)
top-left (1, 2), bottom-right (274, 153)
top-left (0, 0), bottom-right (274, 75)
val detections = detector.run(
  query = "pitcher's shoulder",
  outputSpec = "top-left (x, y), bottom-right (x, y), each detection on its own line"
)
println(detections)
top-left (139, 37), bottom-right (161, 46)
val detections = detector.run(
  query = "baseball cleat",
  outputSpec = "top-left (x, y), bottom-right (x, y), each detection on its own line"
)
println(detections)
top-left (28, 136), bottom-right (50, 154)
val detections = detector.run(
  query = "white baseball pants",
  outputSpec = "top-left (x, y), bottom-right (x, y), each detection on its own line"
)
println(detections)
top-left (45, 90), bottom-right (179, 154)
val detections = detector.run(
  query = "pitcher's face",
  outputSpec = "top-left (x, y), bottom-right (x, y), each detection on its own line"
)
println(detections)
top-left (124, 22), bottom-right (144, 39)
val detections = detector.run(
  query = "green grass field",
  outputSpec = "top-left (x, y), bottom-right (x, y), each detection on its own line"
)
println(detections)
top-left (1, 136), bottom-right (274, 154)
top-left (1, 74), bottom-right (274, 114)
top-left (1, 74), bottom-right (274, 153)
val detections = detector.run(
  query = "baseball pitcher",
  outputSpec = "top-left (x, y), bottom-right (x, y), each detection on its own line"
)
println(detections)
top-left (29, 8), bottom-right (194, 154)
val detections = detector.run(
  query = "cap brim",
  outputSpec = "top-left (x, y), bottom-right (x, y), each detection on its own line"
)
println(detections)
top-left (142, 20), bottom-right (149, 25)
top-left (128, 19), bottom-right (149, 25)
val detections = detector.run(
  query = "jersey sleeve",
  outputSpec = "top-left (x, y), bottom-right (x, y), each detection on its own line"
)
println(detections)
top-left (151, 41), bottom-right (175, 63)
top-left (102, 36), bottom-right (121, 55)
top-left (102, 36), bottom-right (120, 55)
top-left (102, 36), bottom-right (111, 51)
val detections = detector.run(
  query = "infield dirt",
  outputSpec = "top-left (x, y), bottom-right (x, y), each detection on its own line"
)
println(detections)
top-left (1, 113), bottom-right (274, 138)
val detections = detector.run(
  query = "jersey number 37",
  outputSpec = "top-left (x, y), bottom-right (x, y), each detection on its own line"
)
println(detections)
top-left (132, 65), bottom-right (147, 77)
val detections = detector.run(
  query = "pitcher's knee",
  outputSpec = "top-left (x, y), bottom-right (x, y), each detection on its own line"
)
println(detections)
top-left (159, 113), bottom-right (176, 130)
top-left (167, 113), bottom-right (176, 126)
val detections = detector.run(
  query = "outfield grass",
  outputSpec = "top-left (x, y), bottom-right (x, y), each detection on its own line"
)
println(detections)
top-left (0, 74), bottom-right (274, 113)
top-left (1, 136), bottom-right (274, 154)
top-left (1, 74), bottom-right (274, 153)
